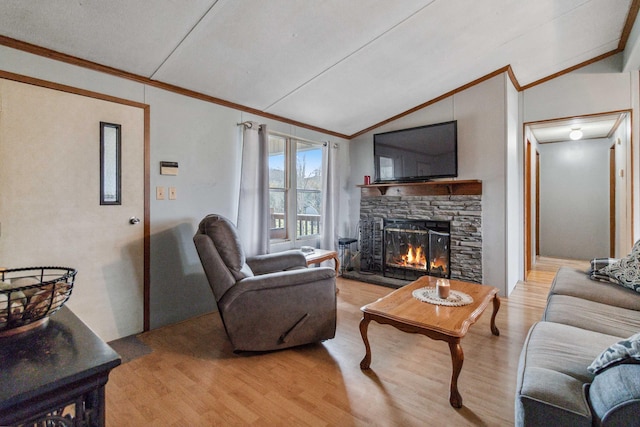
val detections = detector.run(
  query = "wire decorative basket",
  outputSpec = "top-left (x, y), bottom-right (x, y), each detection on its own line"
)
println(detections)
top-left (0, 267), bottom-right (77, 337)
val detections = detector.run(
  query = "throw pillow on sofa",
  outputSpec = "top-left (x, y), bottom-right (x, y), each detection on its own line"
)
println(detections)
top-left (588, 332), bottom-right (640, 374)
top-left (588, 257), bottom-right (618, 282)
top-left (598, 239), bottom-right (640, 293)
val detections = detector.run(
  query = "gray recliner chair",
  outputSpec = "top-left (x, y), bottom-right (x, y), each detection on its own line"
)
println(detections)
top-left (193, 214), bottom-right (337, 352)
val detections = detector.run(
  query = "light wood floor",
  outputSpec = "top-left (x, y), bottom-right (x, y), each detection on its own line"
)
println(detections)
top-left (106, 257), bottom-right (589, 426)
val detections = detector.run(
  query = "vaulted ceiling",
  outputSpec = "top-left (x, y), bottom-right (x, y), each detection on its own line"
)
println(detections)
top-left (0, 0), bottom-right (637, 137)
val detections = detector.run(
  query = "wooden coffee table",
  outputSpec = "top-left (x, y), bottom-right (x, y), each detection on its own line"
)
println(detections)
top-left (359, 275), bottom-right (500, 408)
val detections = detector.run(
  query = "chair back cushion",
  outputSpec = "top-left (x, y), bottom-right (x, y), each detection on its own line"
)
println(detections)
top-left (194, 214), bottom-right (253, 300)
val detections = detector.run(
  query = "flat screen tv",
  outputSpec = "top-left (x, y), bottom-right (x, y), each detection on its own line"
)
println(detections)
top-left (373, 120), bottom-right (457, 183)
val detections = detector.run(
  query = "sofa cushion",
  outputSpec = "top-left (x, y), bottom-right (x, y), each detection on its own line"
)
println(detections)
top-left (588, 364), bottom-right (640, 426)
top-left (543, 294), bottom-right (640, 337)
top-left (549, 267), bottom-right (640, 311)
top-left (515, 322), bottom-right (623, 427)
top-left (599, 240), bottom-right (640, 293)
top-left (588, 332), bottom-right (640, 374)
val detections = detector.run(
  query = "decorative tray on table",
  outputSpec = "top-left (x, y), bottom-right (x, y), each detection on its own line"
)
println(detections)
top-left (0, 267), bottom-right (77, 337)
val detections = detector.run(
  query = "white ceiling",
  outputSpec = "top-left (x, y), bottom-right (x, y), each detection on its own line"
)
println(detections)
top-left (528, 113), bottom-right (625, 143)
top-left (0, 0), bottom-right (635, 136)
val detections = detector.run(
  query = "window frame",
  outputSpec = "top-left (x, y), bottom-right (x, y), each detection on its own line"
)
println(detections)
top-left (268, 134), bottom-right (324, 250)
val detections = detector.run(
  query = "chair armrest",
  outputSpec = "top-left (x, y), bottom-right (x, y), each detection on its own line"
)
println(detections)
top-left (589, 364), bottom-right (640, 426)
top-left (246, 250), bottom-right (307, 275)
top-left (220, 267), bottom-right (335, 307)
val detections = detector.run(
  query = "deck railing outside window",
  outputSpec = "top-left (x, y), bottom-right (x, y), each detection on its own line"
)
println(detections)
top-left (270, 213), bottom-right (320, 239)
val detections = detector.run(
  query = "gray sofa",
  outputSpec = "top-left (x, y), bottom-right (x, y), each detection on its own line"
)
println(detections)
top-left (515, 266), bottom-right (640, 426)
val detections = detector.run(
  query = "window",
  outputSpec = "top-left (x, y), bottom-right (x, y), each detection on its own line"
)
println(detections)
top-left (268, 134), bottom-right (323, 244)
top-left (379, 156), bottom-right (394, 180)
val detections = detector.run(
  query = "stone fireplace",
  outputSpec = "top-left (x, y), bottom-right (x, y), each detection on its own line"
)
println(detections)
top-left (383, 219), bottom-right (451, 280)
top-left (357, 181), bottom-right (482, 285)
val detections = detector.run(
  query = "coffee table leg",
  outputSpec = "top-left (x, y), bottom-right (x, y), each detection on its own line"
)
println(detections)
top-left (490, 294), bottom-right (501, 336)
top-left (448, 340), bottom-right (464, 408)
top-left (359, 316), bottom-right (372, 369)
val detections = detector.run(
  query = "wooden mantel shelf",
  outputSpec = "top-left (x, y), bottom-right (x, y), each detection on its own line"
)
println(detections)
top-left (357, 179), bottom-right (482, 197)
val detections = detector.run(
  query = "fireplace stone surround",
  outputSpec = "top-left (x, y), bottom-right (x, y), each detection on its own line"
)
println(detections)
top-left (357, 183), bottom-right (482, 285)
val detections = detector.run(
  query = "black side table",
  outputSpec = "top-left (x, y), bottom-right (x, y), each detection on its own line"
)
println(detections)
top-left (338, 237), bottom-right (358, 273)
top-left (0, 306), bottom-right (121, 426)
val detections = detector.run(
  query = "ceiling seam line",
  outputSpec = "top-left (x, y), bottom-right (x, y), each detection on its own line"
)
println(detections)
top-left (490, 0), bottom-right (592, 51)
top-left (261, 0), bottom-right (438, 112)
top-left (149, 0), bottom-right (223, 79)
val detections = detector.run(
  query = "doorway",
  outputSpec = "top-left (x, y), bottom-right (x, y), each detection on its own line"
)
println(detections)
top-left (0, 74), bottom-right (149, 341)
top-left (523, 111), bottom-right (632, 274)
top-left (524, 141), bottom-right (540, 273)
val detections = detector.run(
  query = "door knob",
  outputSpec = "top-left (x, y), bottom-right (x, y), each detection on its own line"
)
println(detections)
top-left (129, 217), bottom-right (141, 225)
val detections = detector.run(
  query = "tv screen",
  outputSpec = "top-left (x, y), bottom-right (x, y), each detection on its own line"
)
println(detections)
top-left (373, 121), bottom-right (457, 183)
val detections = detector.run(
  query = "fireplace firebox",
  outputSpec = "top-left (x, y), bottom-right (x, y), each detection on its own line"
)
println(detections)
top-left (383, 219), bottom-right (451, 280)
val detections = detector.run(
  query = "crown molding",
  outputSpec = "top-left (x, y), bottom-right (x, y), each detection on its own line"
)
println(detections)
top-left (1, 0), bottom-right (638, 140)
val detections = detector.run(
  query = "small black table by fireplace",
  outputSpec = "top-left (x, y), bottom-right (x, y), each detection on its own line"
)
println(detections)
top-left (0, 306), bottom-right (121, 426)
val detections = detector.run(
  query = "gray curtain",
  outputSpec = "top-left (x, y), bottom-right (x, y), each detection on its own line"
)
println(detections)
top-left (237, 122), bottom-right (270, 256)
top-left (320, 142), bottom-right (339, 251)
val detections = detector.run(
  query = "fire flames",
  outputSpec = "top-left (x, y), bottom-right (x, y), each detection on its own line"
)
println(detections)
top-left (393, 245), bottom-right (450, 274)
top-left (399, 245), bottom-right (427, 269)
top-left (430, 257), bottom-right (449, 274)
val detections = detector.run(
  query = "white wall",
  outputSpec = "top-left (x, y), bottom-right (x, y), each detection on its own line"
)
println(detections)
top-left (0, 45), bottom-right (347, 332)
top-left (524, 55), bottom-right (631, 123)
top-left (3, 41), bottom-right (639, 329)
top-left (347, 74), bottom-right (511, 295)
top-left (0, 45), bottom-right (144, 103)
top-left (505, 77), bottom-right (522, 294)
top-left (538, 138), bottom-right (612, 259)
top-left (456, 75), bottom-right (508, 294)
top-left (147, 86), bottom-right (242, 328)
top-left (523, 53), bottom-right (638, 255)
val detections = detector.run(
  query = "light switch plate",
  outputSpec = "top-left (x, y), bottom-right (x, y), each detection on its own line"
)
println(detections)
top-left (169, 187), bottom-right (177, 200)
top-left (156, 186), bottom-right (165, 200)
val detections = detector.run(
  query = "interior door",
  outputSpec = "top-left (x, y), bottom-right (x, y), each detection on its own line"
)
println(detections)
top-left (0, 78), bottom-right (144, 341)
top-left (609, 144), bottom-right (616, 257)
top-left (525, 140), bottom-right (532, 273)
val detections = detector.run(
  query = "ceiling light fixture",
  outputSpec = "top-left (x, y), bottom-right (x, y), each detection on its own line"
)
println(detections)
top-left (569, 128), bottom-right (583, 140)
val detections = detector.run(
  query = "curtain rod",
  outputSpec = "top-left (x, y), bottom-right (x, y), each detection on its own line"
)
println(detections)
top-left (237, 122), bottom-right (334, 147)
top-left (268, 129), bottom-right (328, 146)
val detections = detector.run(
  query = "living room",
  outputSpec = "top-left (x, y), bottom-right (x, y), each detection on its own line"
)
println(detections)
top-left (1, 2), bottom-right (639, 426)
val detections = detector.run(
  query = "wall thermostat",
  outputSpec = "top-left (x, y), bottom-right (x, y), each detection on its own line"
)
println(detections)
top-left (160, 161), bottom-right (178, 175)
